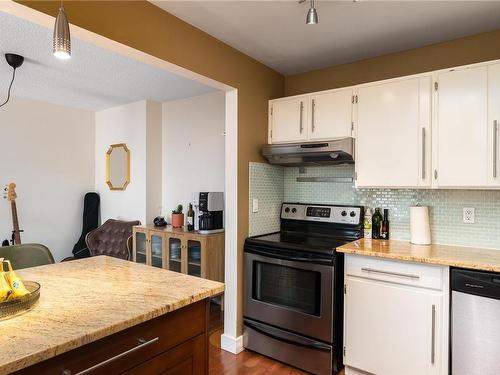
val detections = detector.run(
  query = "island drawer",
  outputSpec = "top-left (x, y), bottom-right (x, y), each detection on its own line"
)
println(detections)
top-left (346, 254), bottom-right (444, 290)
top-left (14, 299), bottom-right (208, 375)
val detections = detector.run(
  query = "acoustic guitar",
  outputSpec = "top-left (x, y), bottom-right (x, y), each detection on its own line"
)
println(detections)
top-left (3, 183), bottom-right (22, 245)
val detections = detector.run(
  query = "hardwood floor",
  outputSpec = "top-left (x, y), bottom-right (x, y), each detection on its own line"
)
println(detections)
top-left (209, 329), bottom-right (307, 375)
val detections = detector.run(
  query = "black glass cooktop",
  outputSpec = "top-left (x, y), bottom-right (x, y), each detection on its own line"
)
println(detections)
top-left (247, 231), bottom-right (348, 252)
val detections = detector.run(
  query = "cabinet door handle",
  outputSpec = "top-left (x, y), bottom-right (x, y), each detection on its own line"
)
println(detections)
top-left (421, 127), bottom-right (426, 180)
top-left (62, 337), bottom-right (159, 375)
top-left (299, 101), bottom-right (304, 134)
top-left (431, 304), bottom-right (436, 365)
top-left (494, 120), bottom-right (498, 178)
top-left (361, 267), bottom-right (420, 280)
top-left (311, 99), bottom-right (316, 133)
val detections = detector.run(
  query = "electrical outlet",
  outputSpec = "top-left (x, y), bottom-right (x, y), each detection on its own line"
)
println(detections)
top-left (463, 207), bottom-right (475, 224)
top-left (252, 199), bottom-right (259, 213)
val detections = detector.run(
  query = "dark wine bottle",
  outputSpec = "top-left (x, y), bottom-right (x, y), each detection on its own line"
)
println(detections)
top-left (381, 209), bottom-right (390, 240)
top-left (187, 203), bottom-right (195, 231)
top-left (372, 207), bottom-right (383, 239)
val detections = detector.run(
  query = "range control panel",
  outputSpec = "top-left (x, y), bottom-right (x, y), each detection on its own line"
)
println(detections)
top-left (281, 203), bottom-right (362, 225)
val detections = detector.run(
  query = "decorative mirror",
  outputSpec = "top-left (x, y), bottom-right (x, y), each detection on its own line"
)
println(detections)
top-left (106, 143), bottom-right (130, 191)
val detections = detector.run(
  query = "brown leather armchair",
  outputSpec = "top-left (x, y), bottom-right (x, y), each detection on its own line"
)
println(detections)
top-left (85, 219), bottom-right (141, 260)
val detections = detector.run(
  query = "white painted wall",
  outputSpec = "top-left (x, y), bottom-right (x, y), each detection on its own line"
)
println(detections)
top-left (95, 100), bottom-right (162, 225)
top-left (0, 96), bottom-right (95, 261)
top-left (95, 101), bottom-right (146, 224)
top-left (162, 91), bottom-right (225, 215)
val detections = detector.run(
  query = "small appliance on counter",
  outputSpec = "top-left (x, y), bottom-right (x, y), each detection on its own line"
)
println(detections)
top-left (196, 192), bottom-right (224, 234)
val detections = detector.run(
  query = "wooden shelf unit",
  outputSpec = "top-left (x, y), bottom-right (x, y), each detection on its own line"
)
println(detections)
top-left (132, 225), bottom-right (224, 283)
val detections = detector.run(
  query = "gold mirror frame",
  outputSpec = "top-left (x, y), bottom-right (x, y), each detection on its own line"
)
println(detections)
top-left (106, 143), bottom-right (131, 191)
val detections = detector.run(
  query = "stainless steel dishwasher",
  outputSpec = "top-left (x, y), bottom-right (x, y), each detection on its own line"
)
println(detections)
top-left (451, 268), bottom-right (500, 375)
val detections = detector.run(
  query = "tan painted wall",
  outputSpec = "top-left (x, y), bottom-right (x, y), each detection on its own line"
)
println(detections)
top-left (285, 28), bottom-right (500, 96)
top-left (19, 0), bottom-right (284, 335)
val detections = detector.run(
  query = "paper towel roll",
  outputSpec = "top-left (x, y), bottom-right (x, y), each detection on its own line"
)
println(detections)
top-left (410, 206), bottom-right (431, 245)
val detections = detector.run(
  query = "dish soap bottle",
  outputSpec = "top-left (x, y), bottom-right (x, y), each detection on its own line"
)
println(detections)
top-left (364, 208), bottom-right (372, 239)
top-left (372, 208), bottom-right (383, 239)
top-left (381, 209), bottom-right (390, 239)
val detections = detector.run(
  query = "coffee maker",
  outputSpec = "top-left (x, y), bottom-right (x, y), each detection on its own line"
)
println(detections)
top-left (197, 192), bottom-right (224, 234)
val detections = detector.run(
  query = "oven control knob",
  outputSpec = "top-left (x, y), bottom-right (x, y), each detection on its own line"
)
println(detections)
top-left (341, 210), bottom-right (347, 217)
top-left (350, 211), bottom-right (356, 217)
top-left (284, 207), bottom-right (290, 213)
top-left (291, 208), bottom-right (297, 214)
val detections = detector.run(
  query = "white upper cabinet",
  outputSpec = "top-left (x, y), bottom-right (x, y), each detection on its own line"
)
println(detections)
top-left (310, 88), bottom-right (353, 141)
top-left (436, 66), bottom-right (488, 187)
top-left (269, 88), bottom-right (353, 144)
top-left (267, 58), bottom-right (500, 189)
top-left (269, 95), bottom-right (309, 144)
top-left (355, 76), bottom-right (432, 188)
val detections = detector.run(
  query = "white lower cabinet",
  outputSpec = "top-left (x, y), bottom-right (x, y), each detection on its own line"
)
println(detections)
top-left (344, 255), bottom-right (449, 375)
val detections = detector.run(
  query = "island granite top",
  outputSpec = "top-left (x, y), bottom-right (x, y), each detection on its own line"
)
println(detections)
top-left (0, 256), bottom-right (224, 374)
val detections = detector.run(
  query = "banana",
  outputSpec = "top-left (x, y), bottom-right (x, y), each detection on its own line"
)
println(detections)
top-left (3, 260), bottom-right (29, 299)
top-left (0, 258), bottom-right (12, 302)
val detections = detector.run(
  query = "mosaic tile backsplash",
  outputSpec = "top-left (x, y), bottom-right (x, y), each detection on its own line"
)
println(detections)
top-left (249, 162), bottom-right (284, 236)
top-left (249, 162), bottom-right (500, 249)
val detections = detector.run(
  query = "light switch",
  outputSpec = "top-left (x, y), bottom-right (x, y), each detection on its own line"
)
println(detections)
top-left (252, 199), bottom-right (259, 213)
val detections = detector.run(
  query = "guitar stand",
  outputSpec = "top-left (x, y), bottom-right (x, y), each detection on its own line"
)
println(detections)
top-left (10, 230), bottom-right (24, 246)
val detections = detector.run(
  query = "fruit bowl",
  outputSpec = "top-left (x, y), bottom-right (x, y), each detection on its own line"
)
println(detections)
top-left (0, 281), bottom-right (40, 320)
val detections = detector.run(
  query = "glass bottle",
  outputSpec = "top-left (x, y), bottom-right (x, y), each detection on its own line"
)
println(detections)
top-left (372, 208), bottom-right (383, 239)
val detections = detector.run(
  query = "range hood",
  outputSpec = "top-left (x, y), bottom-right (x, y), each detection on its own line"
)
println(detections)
top-left (262, 137), bottom-right (354, 167)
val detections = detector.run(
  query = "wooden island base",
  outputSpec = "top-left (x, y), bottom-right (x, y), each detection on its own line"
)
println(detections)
top-left (15, 299), bottom-right (210, 375)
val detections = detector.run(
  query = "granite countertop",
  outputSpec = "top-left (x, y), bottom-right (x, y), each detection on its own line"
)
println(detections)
top-left (338, 239), bottom-right (500, 272)
top-left (0, 256), bottom-right (224, 375)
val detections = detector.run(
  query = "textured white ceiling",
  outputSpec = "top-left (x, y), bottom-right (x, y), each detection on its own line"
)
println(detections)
top-left (152, 1), bottom-right (500, 75)
top-left (0, 11), bottom-right (216, 111)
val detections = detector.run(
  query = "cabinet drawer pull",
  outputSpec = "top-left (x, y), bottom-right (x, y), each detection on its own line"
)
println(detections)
top-left (361, 267), bottom-right (420, 280)
top-left (62, 336), bottom-right (159, 375)
top-left (299, 101), bottom-right (304, 134)
top-left (421, 127), bottom-right (426, 180)
top-left (431, 304), bottom-right (436, 364)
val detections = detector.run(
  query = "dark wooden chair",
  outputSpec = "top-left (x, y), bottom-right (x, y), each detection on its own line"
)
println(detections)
top-left (0, 244), bottom-right (55, 269)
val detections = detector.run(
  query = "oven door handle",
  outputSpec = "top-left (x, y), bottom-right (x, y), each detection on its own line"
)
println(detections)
top-left (245, 247), bottom-right (333, 265)
top-left (244, 319), bottom-right (331, 353)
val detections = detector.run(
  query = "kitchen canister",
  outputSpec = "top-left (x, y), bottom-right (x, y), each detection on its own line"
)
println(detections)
top-left (410, 206), bottom-right (431, 245)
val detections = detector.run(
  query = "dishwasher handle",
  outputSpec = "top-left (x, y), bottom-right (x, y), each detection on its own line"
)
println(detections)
top-left (451, 268), bottom-right (500, 300)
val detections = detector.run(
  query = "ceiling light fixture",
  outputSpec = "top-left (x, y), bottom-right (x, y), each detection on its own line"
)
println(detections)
top-left (53, 0), bottom-right (71, 60)
top-left (299, 0), bottom-right (319, 25)
top-left (0, 54), bottom-right (24, 108)
top-left (306, 0), bottom-right (319, 25)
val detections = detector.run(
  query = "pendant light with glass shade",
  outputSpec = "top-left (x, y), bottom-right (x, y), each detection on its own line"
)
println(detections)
top-left (53, 0), bottom-right (71, 60)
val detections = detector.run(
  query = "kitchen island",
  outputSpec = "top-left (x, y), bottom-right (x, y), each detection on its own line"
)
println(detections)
top-left (0, 256), bottom-right (224, 375)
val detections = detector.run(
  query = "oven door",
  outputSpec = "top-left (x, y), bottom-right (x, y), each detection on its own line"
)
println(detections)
top-left (244, 248), bottom-right (334, 343)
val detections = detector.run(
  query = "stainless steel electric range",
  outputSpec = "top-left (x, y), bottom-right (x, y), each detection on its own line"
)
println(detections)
top-left (243, 203), bottom-right (364, 375)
